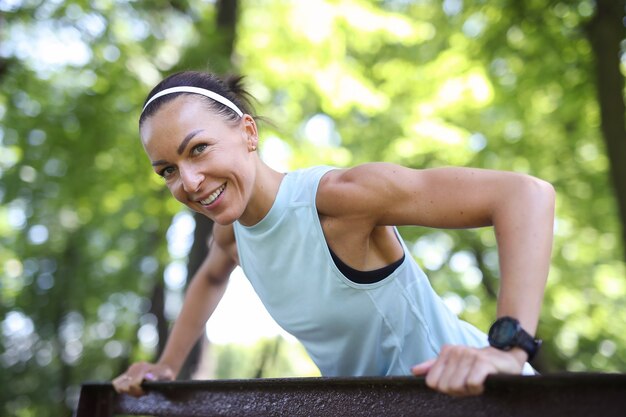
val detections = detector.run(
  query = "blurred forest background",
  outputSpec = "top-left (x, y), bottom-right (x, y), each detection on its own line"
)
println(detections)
top-left (1, 0), bottom-right (625, 415)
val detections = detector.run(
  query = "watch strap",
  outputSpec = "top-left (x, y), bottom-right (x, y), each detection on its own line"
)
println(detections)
top-left (515, 328), bottom-right (542, 361)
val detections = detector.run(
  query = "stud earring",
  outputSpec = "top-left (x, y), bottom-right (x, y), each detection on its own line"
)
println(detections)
top-left (251, 145), bottom-right (257, 151)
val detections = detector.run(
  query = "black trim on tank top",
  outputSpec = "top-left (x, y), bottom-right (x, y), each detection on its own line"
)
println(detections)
top-left (328, 247), bottom-right (405, 284)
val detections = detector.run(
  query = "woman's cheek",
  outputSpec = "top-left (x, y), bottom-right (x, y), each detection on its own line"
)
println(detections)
top-left (169, 182), bottom-right (186, 204)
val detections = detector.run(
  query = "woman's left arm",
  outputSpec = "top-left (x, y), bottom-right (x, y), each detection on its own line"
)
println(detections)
top-left (319, 163), bottom-right (556, 396)
top-left (407, 165), bottom-right (554, 396)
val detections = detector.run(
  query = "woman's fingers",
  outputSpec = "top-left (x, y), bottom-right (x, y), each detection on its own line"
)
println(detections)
top-left (422, 346), bottom-right (449, 391)
top-left (444, 346), bottom-right (479, 396)
top-left (112, 372), bottom-right (145, 397)
top-left (413, 345), bottom-right (523, 397)
top-left (410, 358), bottom-right (436, 376)
top-left (465, 364), bottom-right (491, 395)
top-left (112, 362), bottom-right (174, 397)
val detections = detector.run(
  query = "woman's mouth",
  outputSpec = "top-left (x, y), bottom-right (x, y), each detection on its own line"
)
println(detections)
top-left (200, 183), bottom-right (226, 206)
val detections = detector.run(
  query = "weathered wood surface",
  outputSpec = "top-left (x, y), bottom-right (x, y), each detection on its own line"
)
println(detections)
top-left (76, 373), bottom-right (626, 417)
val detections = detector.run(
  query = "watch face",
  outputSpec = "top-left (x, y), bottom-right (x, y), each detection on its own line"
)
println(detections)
top-left (489, 317), bottom-right (518, 348)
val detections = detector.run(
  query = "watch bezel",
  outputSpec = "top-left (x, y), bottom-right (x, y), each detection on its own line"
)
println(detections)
top-left (488, 316), bottom-right (521, 350)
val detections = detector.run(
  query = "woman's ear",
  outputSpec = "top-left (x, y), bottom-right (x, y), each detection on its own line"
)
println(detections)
top-left (241, 114), bottom-right (259, 151)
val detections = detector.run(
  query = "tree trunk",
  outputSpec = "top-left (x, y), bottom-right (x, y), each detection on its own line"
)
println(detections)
top-left (177, 212), bottom-right (214, 379)
top-left (150, 275), bottom-right (168, 356)
top-left (586, 0), bottom-right (626, 262)
top-left (174, 0), bottom-right (239, 380)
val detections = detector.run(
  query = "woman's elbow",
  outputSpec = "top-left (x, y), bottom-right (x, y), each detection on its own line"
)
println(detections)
top-left (525, 175), bottom-right (556, 215)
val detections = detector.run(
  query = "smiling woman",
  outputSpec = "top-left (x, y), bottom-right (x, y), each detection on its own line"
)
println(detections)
top-left (113, 70), bottom-right (555, 398)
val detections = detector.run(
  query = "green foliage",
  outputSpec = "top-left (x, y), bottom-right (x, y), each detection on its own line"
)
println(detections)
top-left (0, 0), bottom-right (624, 416)
top-left (0, 1), bottom-right (192, 415)
top-left (210, 337), bottom-right (320, 379)
top-left (237, 0), bottom-right (626, 374)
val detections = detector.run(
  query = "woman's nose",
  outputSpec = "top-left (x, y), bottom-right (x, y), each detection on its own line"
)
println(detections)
top-left (179, 166), bottom-right (204, 193)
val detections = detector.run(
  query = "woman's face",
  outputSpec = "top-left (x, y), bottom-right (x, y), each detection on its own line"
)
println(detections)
top-left (140, 95), bottom-right (258, 225)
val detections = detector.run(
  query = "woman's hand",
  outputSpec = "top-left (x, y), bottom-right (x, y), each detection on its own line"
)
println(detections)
top-left (411, 345), bottom-right (526, 396)
top-left (112, 362), bottom-right (175, 397)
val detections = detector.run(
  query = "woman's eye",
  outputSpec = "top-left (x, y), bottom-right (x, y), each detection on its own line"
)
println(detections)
top-left (159, 166), bottom-right (176, 179)
top-left (191, 144), bottom-right (207, 156)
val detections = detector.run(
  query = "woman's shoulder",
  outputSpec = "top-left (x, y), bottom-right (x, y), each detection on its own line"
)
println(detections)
top-left (315, 163), bottom-right (391, 219)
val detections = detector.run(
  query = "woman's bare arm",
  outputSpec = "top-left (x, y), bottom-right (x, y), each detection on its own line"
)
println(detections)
top-left (113, 223), bottom-right (237, 397)
top-left (318, 163), bottom-right (555, 395)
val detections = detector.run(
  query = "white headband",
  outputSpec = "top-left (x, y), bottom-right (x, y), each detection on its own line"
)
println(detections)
top-left (141, 86), bottom-right (244, 117)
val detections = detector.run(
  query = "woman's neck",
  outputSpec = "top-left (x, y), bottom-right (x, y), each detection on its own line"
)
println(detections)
top-left (238, 160), bottom-right (285, 227)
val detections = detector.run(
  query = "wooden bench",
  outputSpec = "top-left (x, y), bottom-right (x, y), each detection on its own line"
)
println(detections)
top-left (76, 373), bottom-right (626, 416)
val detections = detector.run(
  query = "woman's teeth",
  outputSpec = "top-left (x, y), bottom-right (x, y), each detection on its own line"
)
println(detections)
top-left (201, 184), bottom-right (226, 205)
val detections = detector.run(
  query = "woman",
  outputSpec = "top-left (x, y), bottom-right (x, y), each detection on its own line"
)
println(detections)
top-left (113, 71), bottom-right (555, 397)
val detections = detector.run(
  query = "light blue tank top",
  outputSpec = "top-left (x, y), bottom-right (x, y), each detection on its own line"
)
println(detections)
top-left (233, 166), bottom-right (493, 376)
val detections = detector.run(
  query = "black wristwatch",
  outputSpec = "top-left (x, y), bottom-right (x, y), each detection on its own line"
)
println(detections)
top-left (488, 316), bottom-right (542, 361)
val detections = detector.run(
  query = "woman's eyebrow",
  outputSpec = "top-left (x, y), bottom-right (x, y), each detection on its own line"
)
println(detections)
top-left (177, 129), bottom-right (204, 155)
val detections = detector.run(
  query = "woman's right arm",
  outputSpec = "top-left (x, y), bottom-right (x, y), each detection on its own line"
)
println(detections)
top-left (112, 223), bottom-right (237, 397)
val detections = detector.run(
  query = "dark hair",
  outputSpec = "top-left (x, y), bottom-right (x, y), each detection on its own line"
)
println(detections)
top-left (139, 71), bottom-right (255, 126)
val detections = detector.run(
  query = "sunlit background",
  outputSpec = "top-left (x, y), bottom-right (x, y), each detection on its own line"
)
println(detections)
top-left (1, 0), bottom-right (625, 415)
